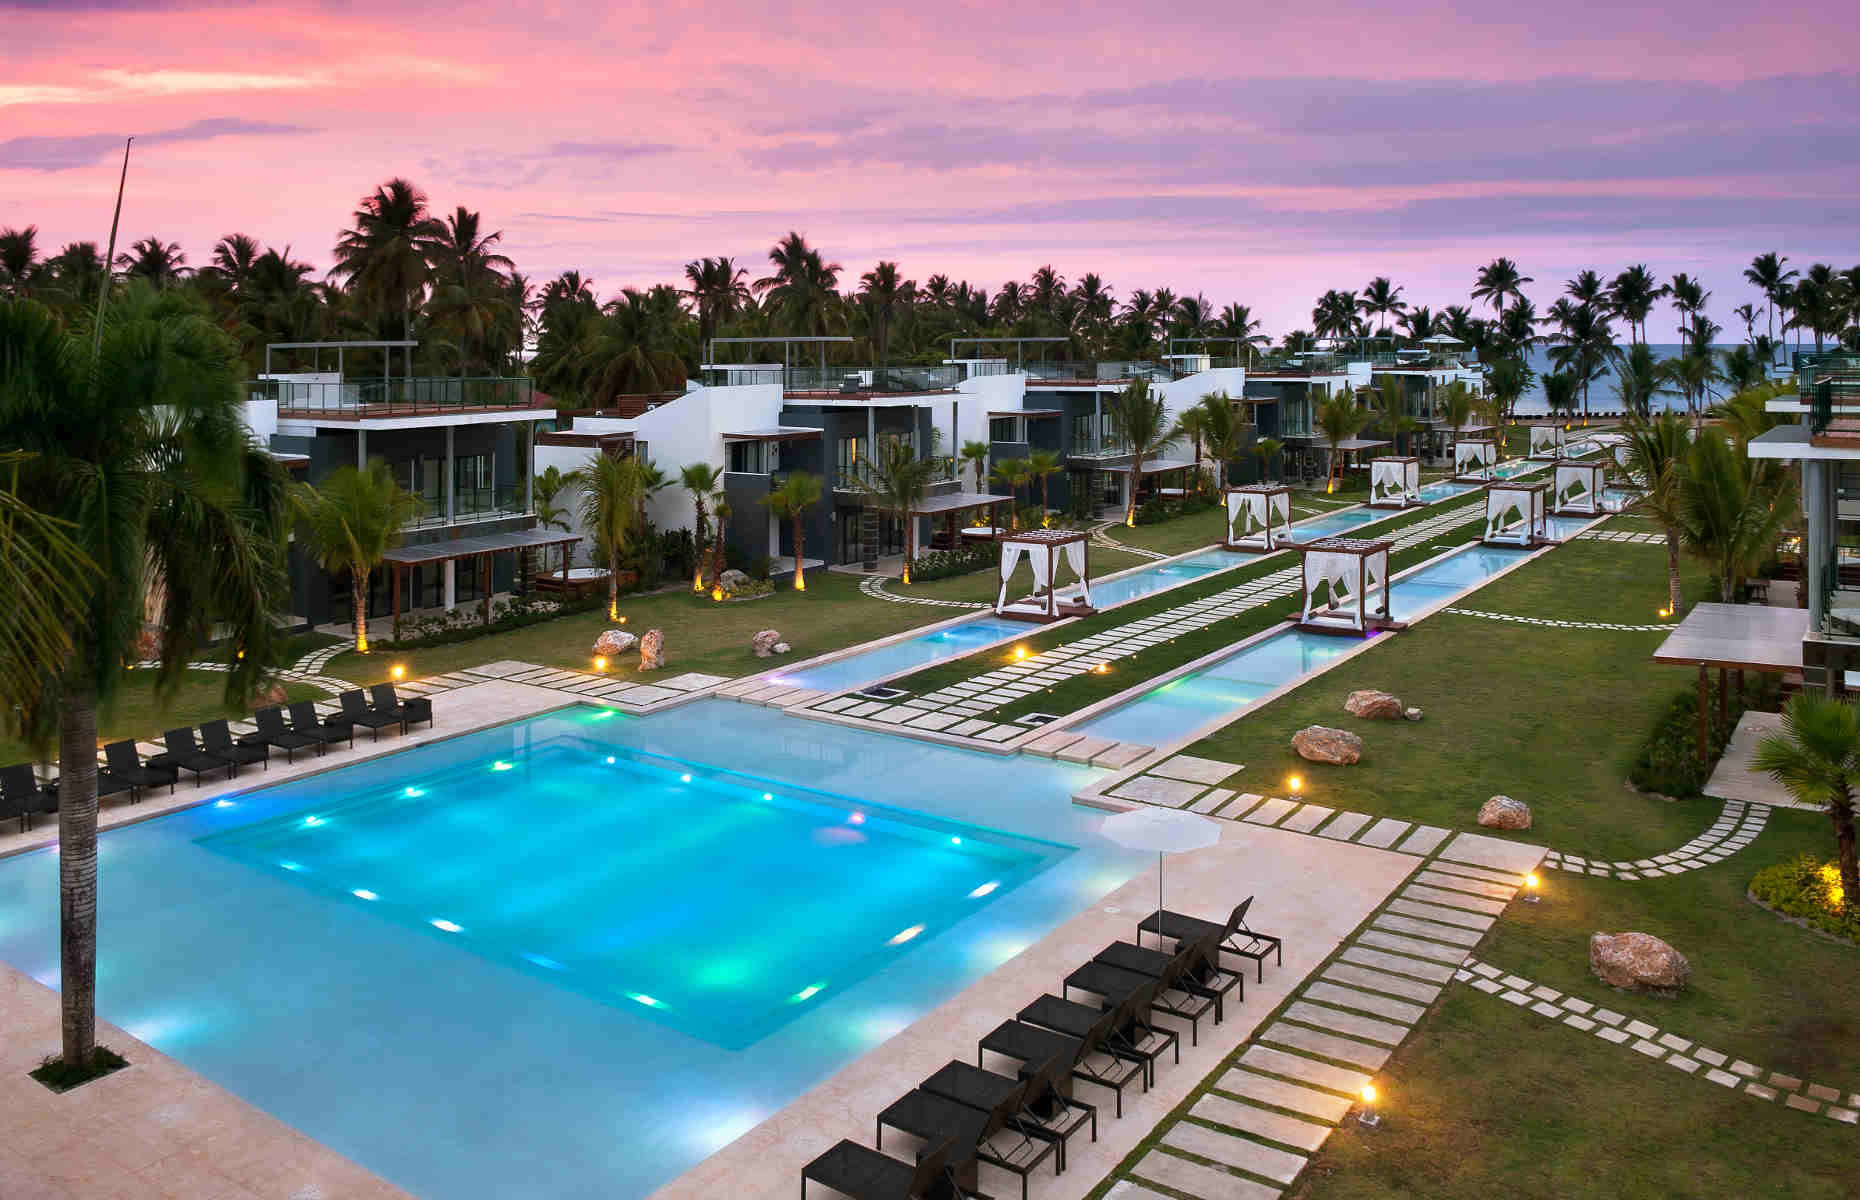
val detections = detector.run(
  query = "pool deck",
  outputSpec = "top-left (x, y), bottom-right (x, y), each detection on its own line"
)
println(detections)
top-left (654, 819), bottom-right (1421, 1200)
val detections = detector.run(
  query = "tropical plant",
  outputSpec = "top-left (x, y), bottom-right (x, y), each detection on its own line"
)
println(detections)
top-left (1315, 391), bottom-right (1368, 492)
top-left (1484, 358), bottom-right (1532, 427)
top-left (990, 456), bottom-right (1032, 530)
top-left (532, 465), bottom-right (574, 572)
top-left (331, 177), bottom-right (443, 340)
top-left (959, 439), bottom-right (991, 492)
top-left (294, 459), bottom-right (423, 649)
top-left (1607, 263), bottom-right (1665, 344)
top-left (574, 452), bottom-right (642, 619)
top-left (1666, 426), bottom-right (1795, 603)
top-left (857, 439), bottom-right (936, 583)
top-left (0, 287), bottom-right (292, 1071)
top-left (1027, 449), bottom-right (1062, 525)
top-left (1744, 252), bottom-right (1797, 358)
top-left (1546, 302), bottom-right (1614, 421)
top-left (1252, 436), bottom-right (1283, 483)
top-left (1621, 412), bottom-right (1693, 612)
top-left (679, 462), bottom-right (723, 592)
top-left (114, 237), bottom-right (188, 288)
top-left (1472, 257), bottom-right (1533, 319)
top-left (1311, 289), bottom-right (1361, 340)
top-left (682, 256), bottom-right (751, 349)
top-left (1540, 371), bottom-right (1581, 422)
top-left (763, 469), bottom-right (822, 589)
top-left (1668, 272), bottom-right (1710, 347)
top-left (1610, 341), bottom-right (1664, 417)
top-left (1105, 377), bottom-right (1174, 525)
top-left (1198, 392), bottom-right (1245, 490)
top-left (1753, 694), bottom-right (1860, 914)
top-left (1358, 276), bottom-right (1406, 333)
top-left (0, 225), bottom-right (39, 295)
top-left (0, 453), bottom-right (97, 700)
top-left (756, 231), bottom-right (842, 337)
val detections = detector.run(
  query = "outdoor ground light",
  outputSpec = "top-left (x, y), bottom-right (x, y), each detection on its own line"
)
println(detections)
top-left (1522, 872), bottom-right (1542, 903)
top-left (1358, 1082), bottom-right (1381, 1127)
top-left (1288, 774), bottom-right (1303, 800)
top-left (391, 663), bottom-right (406, 679)
top-left (594, 656), bottom-right (607, 672)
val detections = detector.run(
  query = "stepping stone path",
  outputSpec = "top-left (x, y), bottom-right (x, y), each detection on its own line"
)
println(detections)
top-left (1444, 607), bottom-right (1673, 633)
top-left (1457, 956), bottom-right (1859, 1128)
top-left (856, 573), bottom-right (990, 608)
top-left (1539, 800), bottom-right (1769, 880)
top-left (1578, 529), bottom-right (1666, 545)
top-left (1116, 833), bottom-right (1542, 1199)
top-left (1090, 520), bottom-right (1172, 561)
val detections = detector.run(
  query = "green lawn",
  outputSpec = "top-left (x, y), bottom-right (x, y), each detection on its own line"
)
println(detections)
top-left (0, 670), bottom-right (328, 767)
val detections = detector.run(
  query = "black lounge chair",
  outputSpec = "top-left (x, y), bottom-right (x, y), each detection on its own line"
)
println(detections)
top-left (334, 689), bottom-right (400, 741)
top-left (881, 1070), bottom-right (1055, 1200)
top-left (240, 706), bottom-right (323, 762)
top-left (979, 1006), bottom-right (1143, 1118)
top-left (1137, 896), bottom-right (1283, 983)
top-left (924, 1054), bottom-right (1093, 1177)
top-left (801, 1135), bottom-right (970, 1200)
top-left (154, 727), bottom-right (234, 786)
top-left (287, 701), bottom-right (352, 749)
top-left (1066, 937), bottom-right (1220, 1046)
top-left (369, 683), bottom-right (431, 732)
top-left (201, 719), bottom-right (269, 775)
top-left (1019, 982), bottom-right (1178, 1087)
top-left (1095, 932), bottom-right (1244, 1022)
top-left (102, 740), bottom-right (177, 798)
top-left (0, 764), bottom-right (58, 832)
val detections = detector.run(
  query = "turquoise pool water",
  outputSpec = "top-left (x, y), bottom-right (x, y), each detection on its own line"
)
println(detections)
top-left (0, 702), bottom-right (1146, 1200)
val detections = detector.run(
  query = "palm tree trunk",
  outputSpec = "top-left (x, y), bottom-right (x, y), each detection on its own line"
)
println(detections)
top-left (353, 571), bottom-right (368, 653)
top-left (792, 514), bottom-right (806, 590)
top-left (608, 550), bottom-right (619, 619)
top-left (1666, 531), bottom-right (1682, 612)
top-left (692, 498), bottom-right (708, 593)
top-left (1040, 476), bottom-right (1049, 527)
top-left (58, 688), bottom-right (100, 1067)
top-left (709, 520), bottom-right (726, 591)
top-left (1833, 798), bottom-right (1859, 915)
top-left (1125, 457), bottom-right (1142, 527)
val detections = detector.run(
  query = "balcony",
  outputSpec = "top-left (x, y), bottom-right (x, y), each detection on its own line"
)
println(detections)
top-left (698, 365), bottom-right (959, 395)
top-left (255, 376), bottom-right (543, 419)
top-left (408, 485), bottom-right (529, 530)
top-left (1023, 361), bottom-right (1171, 385)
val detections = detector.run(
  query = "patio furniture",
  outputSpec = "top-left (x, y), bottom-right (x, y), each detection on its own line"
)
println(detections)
top-left (978, 1006), bottom-right (1144, 1118)
top-left (370, 683), bottom-right (432, 732)
top-left (200, 719), bottom-right (268, 775)
top-left (880, 1070), bottom-right (1056, 1200)
top-left (1483, 479), bottom-right (1551, 547)
top-left (1296, 537), bottom-right (1400, 635)
top-left (240, 706), bottom-right (323, 762)
top-left (287, 701), bottom-right (353, 749)
top-left (801, 1135), bottom-right (969, 1200)
top-left (1064, 939), bottom-right (1218, 1046)
top-left (1019, 981), bottom-right (1177, 1087)
top-left (0, 764), bottom-right (58, 832)
top-left (1094, 932), bottom-right (1243, 1021)
top-left (995, 529), bottom-right (1095, 624)
top-left (333, 690), bottom-right (401, 741)
top-left (924, 1055), bottom-right (1093, 1176)
top-left (155, 727), bottom-right (235, 786)
top-left (1223, 484), bottom-right (1291, 551)
top-left (102, 740), bottom-right (177, 798)
top-left (1136, 896), bottom-right (1283, 983)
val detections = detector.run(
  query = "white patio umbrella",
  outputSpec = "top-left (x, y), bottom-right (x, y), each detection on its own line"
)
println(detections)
top-left (1098, 808), bottom-right (1221, 943)
top-left (1418, 332), bottom-right (1465, 345)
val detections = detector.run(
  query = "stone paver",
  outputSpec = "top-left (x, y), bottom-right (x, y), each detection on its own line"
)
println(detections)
top-left (1189, 788), bottom-right (1236, 814)
top-left (1094, 742), bottom-right (1153, 769)
top-left (1166, 1119), bottom-right (1307, 1184)
top-left (1151, 754), bottom-right (1242, 786)
top-left (1262, 1021), bottom-right (1392, 1070)
top-left (1394, 824), bottom-right (1451, 856)
top-left (1242, 797), bottom-right (1297, 826)
top-left (1401, 883), bottom-right (1507, 915)
top-left (1240, 1045), bottom-right (1371, 1095)
top-left (1322, 962), bottom-right (1441, 1005)
top-left (1373, 913), bottom-right (1482, 947)
top-left (1133, 1150), bottom-right (1281, 1200)
top-left (1317, 811), bottom-right (1372, 841)
top-left (1217, 1067), bottom-right (1352, 1122)
top-left (1356, 818), bottom-right (1412, 848)
top-left (1193, 1095), bottom-right (1331, 1154)
top-left (1110, 776), bottom-right (1207, 807)
top-left (1387, 898), bottom-right (1494, 931)
top-left (1303, 981), bottom-right (1426, 1025)
top-left (1338, 946), bottom-right (1457, 984)
top-left (1054, 735), bottom-right (1114, 764)
top-left (1357, 929), bottom-right (1469, 965)
top-left (1278, 804), bottom-right (1334, 833)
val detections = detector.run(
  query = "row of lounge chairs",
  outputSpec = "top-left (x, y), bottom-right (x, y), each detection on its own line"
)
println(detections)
top-left (0, 685), bottom-right (432, 832)
top-left (801, 899), bottom-right (1281, 1200)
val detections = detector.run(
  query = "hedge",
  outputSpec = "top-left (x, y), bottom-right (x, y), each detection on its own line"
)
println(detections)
top-left (1749, 854), bottom-right (1860, 943)
top-left (1628, 676), bottom-right (1780, 798)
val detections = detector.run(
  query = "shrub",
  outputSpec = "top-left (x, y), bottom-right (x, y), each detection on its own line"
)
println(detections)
top-left (723, 578), bottom-right (774, 600)
top-left (1749, 855), bottom-right (1860, 942)
top-left (375, 591), bottom-right (602, 652)
top-left (1629, 676), bottom-right (1781, 797)
top-left (910, 541), bottom-right (1000, 582)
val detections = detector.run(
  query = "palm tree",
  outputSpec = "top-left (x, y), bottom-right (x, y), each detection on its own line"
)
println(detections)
top-left (1311, 290), bottom-right (1361, 340)
top-left (756, 231), bottom-right (842, 338)
top-left (1788, 266), bottom-right (1846, 353)
top-left (1541, 370), bottom-right (1581, 423)
top-left (1316, 391), bottom-right (1368, 492)
top-left (1668, 273), bottom-right (1709, 347)
top-left (1669, 426), bottom-right (1794, 604)
top-left (574, 452), bottom-right (642, 620)
top-left (1485, 359), bottom-right (1532, 427)
top-left (1564, 269), bottom-right (1607, 308)
top-left (682, 256), bottom-right (751, 350)
top-left (1610, 341), bottom-right (1663, 417)
top-left (1621, 412), bottom-right (1692, 612)
top-left (331, 177), bottom-right (443, 340)
top-left (1608, 264), bottom-right (1665, 345)
top-left (1660, 344), bottom-right (1726, 422)
top-left (859, 440), bottom-right (935, 583)
top-left (294, 460), bottom-right (423, 649)
top-left (0, 225), bottom-right (39, 295)
top-left (990, 457), bottom-right (1032, 530)
top-left (1215, 303), bottom-right (1267, 362)
top-left (1, 287), bottom-right (292, 1071)
top-left (1732, 302), bottom-right (1761, 347)
top-left (1547, 302), bottom-right (1614, 421)
top-left (1472, 257), bottom-right (1533, 319)
top-left (0, 453), bottom-right (97, 700)
top-left (1106, 378), bottom-right (1174, 526)
top-left (532, 464), bottom-right (574, 571)
top-left (857, 261), bottom-right (914, 364)
top-left (1753, 694), bottom-right (1860, 913)
top-left (1027, 450), bottom-right (1062, 525)
top-left (679, 462), bottom-right (723, 592)
top-left (114, 237), bottom-right (188, 288)
top-left (1198, 392), bottom-right (1245, 490)
top-left (959, 439), bottom-right (991, 492)
top-left (1358, 276), bottom-right (1407, 333)
top-left (763, 470), bottom-right (822, 589)
top-left (1744, 252), bottom-right (1797, 361)
top-left (1398, 305), bottom-right (1437, 341)
top-left (1252, 436), bottom-right (1283, 484)
top-left (1173, 403), bottom-right (1209, 486)
top-left (207, 233), bottom-right (262, 292)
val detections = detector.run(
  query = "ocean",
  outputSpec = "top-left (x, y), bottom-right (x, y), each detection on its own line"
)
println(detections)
top-left (1506, 342), bottom-right (1790, 416)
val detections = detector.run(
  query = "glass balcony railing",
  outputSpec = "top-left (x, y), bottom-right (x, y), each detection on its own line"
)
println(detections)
top-left (253, 377), bottom-right (540, 416)
top-left (408, 485), bottom-right (528, 529)
top-left (782, 365), bottom-right (960, 394)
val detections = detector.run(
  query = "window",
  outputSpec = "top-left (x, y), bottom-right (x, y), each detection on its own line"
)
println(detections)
top-left (990, 416), bottom-right (1018, 442)
top-left (454, 453), bottom-right (492, 515)
top-left (1070, 412), bottom-right (1092, 450)
top-left (728, 441), bottom-right (772, 474)
top-left (836, 435), bottom-right (863, 481)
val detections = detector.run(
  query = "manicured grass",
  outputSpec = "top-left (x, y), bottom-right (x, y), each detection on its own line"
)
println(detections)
top-left (322, 551), bottom-right (1149, 688)
top-left (1299, 813), bottom-right (1860, 1200)
top-left (0, 670), bottom-right (328, 766)
top-left (1184, 539), bottom-right (1718, 861)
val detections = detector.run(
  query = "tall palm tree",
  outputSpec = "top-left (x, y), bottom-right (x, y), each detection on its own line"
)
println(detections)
top-left (763, 469), bottom-right (822, 589)
top-left (1564, 269), bottom-right (1607, 308)
top-left (1744, 252), bottom-right (1797, 360)
top-left (1472, 257), bottom-right (1533, 319)
top-left (859, 440), bottom-right (935, 583)
top-left (1753, 694), bottom-right (1860, 912)
top-left (532, 464), bottom-right (574, 571)
top-left (1358, 276), bottom-right (1407, 334)
top-left (990, 457), bottom-right (1032, 530)
top-left (1215, 303), bottom-right (1267, 362)
top-left (959, 439), bottom-right (991, 492)
top-left (679, 462), bottom-right (723, 592)
top-left (0, 453), bottom-right (97, 700)
top-left (1, 288), bottom-right (292, 1071)
top-left (1541, 370), bottom-right (1581, 422)
top-left (1027, 450), bottom-right (1062, 525)
top-left (1198, 392), bottom-right (1245, 490)
top-left (207, 233), bottom-right (262, 292)
top-left (1485, 358), bottom-right (1532, 427)
top-left (1106, 378), bottom-right (1174, 526)
top-left (1252, 436), bottom-right (1283, 484)
top-left (1732, 302), bottom-right (1761, 347)
top-left (1608, 264), bottom-right (1665, 345)
top-left (1667, 273), bottom-right (1709, 347)
top-left (1311, 290), bottom-right (1361, 340)
top-left (1398, 305), bottom-right (1437, 341)
top-left (756, 231), bottom-right (842, 338)
top-left (857, 261), bottom-right (914, 364)
top-left (1788, 265), bottom-right (1846, 353)
top-left (331, 177), bottom-right (443, 341)
top-left (1316, 391), bottom-right (1368, 492)
top-left (1547, 302), bottom-right (1614, 421)
top-left (294, 460), bottom-right (422, 649)
top-left (574, 452), bottom-right (642, 620)
top-left (1621, 412), bottom-right (1692, 612)
top-left (114, 237), bottom-right (188, 289)
top-left (1610, 341), bottom-right (1663, 417)
top-left (1668, 426), bottom-right (1794, 604)
top-left (682, 256), bottom-right (751, 350)
top-left (0, 225), bottom-right (39, 295)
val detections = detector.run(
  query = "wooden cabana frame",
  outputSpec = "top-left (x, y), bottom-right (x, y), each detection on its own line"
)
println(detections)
top-left (1368, 456), bottom-right (1421, 508)
top-left (1528, 423), bottom-right (1567, 460)
top-left (1552, 458), bottom-right (1607, 515)
top-left (1483, 479), bottom-right (1551, 547)
top-left (1224, 484), bottom-right (1291, 551)
top-left (1454, 438), bottom-right (1498, 482)
top-left (995, 528), bottom-right (1095, 623)
top-left (1296, 536), bottom-right (1400, 636)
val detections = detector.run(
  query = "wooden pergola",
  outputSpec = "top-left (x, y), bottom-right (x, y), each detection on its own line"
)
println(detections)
top-left (1368, 456), bottom-right (1421, 508)
top-left (1224, 483), bottom-right (1291, 551)
top-left (1296, 536), bottom-right (1398, 635)
top-left (1483, 479), bottom-right (1550, 547)
top-left (1654, 602), bottom-right (1808, 759)
top-left (996, 528), bottom-right (1095, 623)
top-left (383, 527), bottom-right (583, 634)
top-left (1454, 437), bottom-right (1498, 482)
top-left (1552, 458), bottom-right (1608, 515)
top-left (1528, 422), bottom-right (1568, 460)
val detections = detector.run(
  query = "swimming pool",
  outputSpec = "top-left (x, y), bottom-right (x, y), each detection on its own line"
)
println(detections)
top-left (0, 702), bottom-right (1148, 1200)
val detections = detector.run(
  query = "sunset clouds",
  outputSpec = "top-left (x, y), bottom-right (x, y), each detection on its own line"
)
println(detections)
top-left (4, 0), bottom-right (1857, 331)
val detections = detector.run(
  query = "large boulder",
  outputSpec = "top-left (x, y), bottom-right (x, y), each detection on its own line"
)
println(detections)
top-left (1291, 725), bottom-right (1363, 765)
top-left (1477, 795), bottom-right (1533, 830)
top-left (593, 629), bottom-right (637, 657)
top-left (638, 628), bottom-right (665, 671)
top-left (1589, 932), bottom-right (1691, 992)
top-left (1344, 689), bottom-right (1405, 720)
top-left (752, 629), bottom-right (785, 658)
top-left (718, 568), bottom-right (752, 594)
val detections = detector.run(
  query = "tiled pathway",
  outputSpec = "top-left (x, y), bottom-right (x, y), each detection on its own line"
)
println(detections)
top-left (1444, 607), bottom-right (1673, 633)
top-left (1457, 957), bottom-right (1859, 1126)
top-left (1578, 529), bottom-right (1665, 545)
top-left (1538, 799), bottom-right (1769, 880)
top-left (1091, 520), bottom-right (1171, 561)
top-left (856, 572), bottom-right (990, 608)
top-left (1108, 833), bottom-right (1542, 1198)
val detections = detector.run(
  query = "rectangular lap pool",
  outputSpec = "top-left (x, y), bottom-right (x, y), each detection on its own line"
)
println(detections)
top-left (0, 702), bottom-right (1148, 1200)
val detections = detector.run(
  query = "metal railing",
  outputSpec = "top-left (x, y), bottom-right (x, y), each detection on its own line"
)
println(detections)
top-left (408, 485), bottom-right (528, 529)
top-left (1022, 361), bottom-right (1171, 384)
top-left (781, 365), bottom-right (960, 395)
top-left (254, 376), bottom-right (540, 416)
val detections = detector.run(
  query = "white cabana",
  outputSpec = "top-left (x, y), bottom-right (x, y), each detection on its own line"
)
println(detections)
top-left (1224, 484), bottom-right (1291, 551)
top-left (1528, 423), bottom-right (1566, 459)
top-left (1553, 458), bottom-right (1607, 515)
top-left (995, 528), bottom-right (1095, 623)
top-left (1454, 437), bottom-right (1498, 481)
top-left (1484, 479), bottom-right (1550, 547)
top-left (1297, 537), bottom-right (1396, 635)
top-left (1368, 456), bottom-right (1421, 508)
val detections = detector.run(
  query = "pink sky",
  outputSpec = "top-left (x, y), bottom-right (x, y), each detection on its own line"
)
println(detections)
top-left (4, 0), bottom-right (1858, 335)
